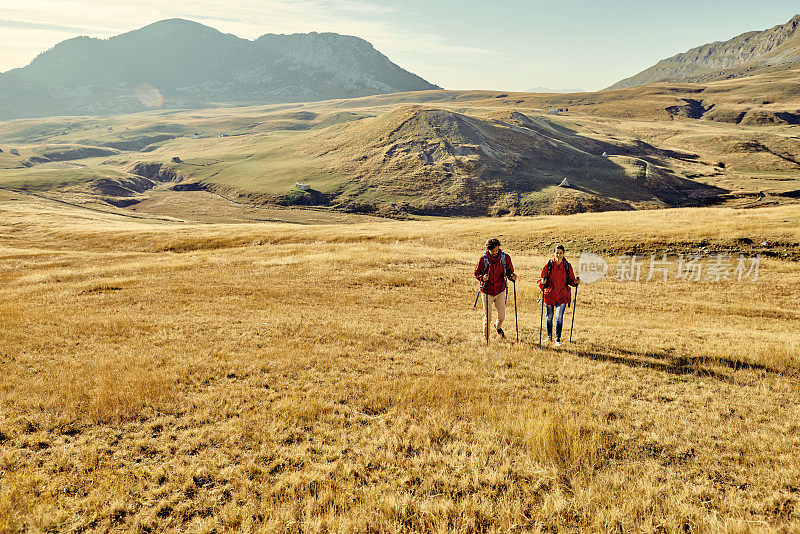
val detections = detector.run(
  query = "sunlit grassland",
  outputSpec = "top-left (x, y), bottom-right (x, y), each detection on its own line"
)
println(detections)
top-left (3, 84), bottom-right (800, 209)
top-left (144, 134), bottom-right (349, 195)
top-left (0, 164), bottom-right (131, 192)
top-left (1, 196), bottom-right (799, 532)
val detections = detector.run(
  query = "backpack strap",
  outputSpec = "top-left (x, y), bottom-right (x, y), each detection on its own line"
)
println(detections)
top-left (563, 259), bottom-right (573, 307)
top-left (563, 259), bottom-right (572, 284)
top-left (484, 253), bottom-right (508, 277)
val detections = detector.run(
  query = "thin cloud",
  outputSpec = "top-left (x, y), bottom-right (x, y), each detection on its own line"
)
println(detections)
top-left (0, 19), bottom-right (104, 33)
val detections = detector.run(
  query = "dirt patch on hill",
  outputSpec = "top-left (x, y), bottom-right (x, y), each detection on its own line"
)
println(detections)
top-left (125, 189), bottom-right (380, 224)
top-left (128, 162), bottom-right (191, 183)
top-left (41, 146), bottom-right (120, 161)
top-left (665, 99), bottom-right (709, 119)
top-left (83, 135), bottom-right (177, 152)
top-left (740, 109), bottom-right (800, 125)
top-left (546, 191), bottom-right (634, 215)
top-left (51, 162), bottom-right (195, 209)
top-left (664, 101), bottom-right (800, 126)
top-left (84, 176), bottom-right (157, 197)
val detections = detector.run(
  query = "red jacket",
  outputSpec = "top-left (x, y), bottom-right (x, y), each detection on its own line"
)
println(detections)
top-left (475, 251), bottom-right (514, 296)
top-left (538, 260), bottom-right (576, 306)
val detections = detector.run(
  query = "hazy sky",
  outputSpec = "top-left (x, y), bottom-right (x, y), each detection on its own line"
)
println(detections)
top-left (0, 0), bottom-right (798, 91)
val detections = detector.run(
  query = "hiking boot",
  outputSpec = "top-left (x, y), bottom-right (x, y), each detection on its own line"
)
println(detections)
top-left (496, 327), bottom-right (505, 338)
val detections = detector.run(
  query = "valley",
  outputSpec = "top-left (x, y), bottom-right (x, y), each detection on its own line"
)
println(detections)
top-left (2, 71), bottom-right (800, 220)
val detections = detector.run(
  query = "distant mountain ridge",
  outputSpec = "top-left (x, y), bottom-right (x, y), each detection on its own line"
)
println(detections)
top-left (525, 86), bottom-right (584, 94)
top-left (0, 18), bottom-right (440, 119)
top-left (608, 14), bottom-right (800, 89)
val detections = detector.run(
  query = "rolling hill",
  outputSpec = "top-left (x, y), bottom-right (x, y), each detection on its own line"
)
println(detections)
top-left (289, 106), bottom-right (716, 215)
top-left (0, 103), bottom-right (724, 217)
top-left (2, 68), bottom-right (800, 218)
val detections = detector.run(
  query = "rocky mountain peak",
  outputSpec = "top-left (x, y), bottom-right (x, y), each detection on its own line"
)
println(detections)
top-left (608, 13), bottom-right (800, 89)
top-left (0, 20), bottom-right (439, 119)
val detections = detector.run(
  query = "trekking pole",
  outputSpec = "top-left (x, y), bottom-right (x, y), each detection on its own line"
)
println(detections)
top-left (483, 291), bottom-right (489, 345)
top-left (539, 289), bottom-right (544, 347)
top-left (473, 276), bottom-right (487, 308)
top-left (512, 280), bottom-right (519, 342)
top-left (569, 284), bottom-right (578, 343)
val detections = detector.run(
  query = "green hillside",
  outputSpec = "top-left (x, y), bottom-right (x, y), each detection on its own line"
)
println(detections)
top-left (1, 75), bottom-right (799, 218)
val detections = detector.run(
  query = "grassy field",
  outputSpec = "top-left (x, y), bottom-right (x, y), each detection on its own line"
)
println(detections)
top-left (1, 192), bottom-right (799, 532)
top-left (0, 164), bottom-right (132, 192)
top-left (124, 189), bottom-right (387, 225)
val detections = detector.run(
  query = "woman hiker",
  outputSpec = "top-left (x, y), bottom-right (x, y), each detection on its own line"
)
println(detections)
top-left (537, 245), bottom-right (580, 347)
top-left (474, 238), bottom-right (516, 340)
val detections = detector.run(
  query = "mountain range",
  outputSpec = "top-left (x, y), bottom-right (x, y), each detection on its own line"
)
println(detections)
top-left (0, 19), bottom-right (439, 119)
top-left (1, 15), bottom-right (799, 218)
top-left (525, 87), bottom-right (585, 94)
top-left (608, 14), bottom-right (800, 89)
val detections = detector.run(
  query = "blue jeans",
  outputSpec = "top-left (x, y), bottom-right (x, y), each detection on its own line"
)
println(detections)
top-left (546, 303), bottom-right (567, 341)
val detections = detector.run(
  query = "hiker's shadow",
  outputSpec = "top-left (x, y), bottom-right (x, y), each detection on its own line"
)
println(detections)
top-left (529, 338), bottom-right (789, 383)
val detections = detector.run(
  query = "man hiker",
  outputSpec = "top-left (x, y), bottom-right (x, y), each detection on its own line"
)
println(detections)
top-left (475, 238), bottom-right (516, 339)
top-left (537, 245), bottom-right (580, 347)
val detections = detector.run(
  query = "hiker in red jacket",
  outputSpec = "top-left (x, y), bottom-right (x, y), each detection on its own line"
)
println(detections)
top-left (537, 245), bottom-right (580, 347)
top-left (475, 238), bottom-right (516, 339)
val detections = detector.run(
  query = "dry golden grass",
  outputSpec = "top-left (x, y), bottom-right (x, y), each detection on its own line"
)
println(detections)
top-left (1, 195), bottom-right (799, 532)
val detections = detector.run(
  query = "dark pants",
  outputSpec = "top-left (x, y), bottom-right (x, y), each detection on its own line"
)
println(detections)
top-left (546, 303), bottom-right (567, 341)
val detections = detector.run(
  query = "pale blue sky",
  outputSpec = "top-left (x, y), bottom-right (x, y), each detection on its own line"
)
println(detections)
top-left (0, 0), bottom-right (798, 91)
